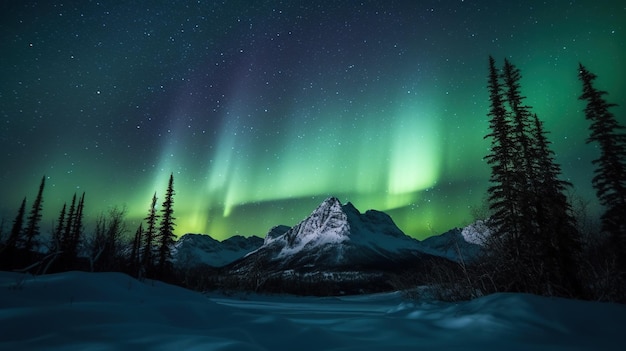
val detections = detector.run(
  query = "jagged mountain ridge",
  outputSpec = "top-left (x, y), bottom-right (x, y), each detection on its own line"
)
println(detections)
top-left (171, 198), bottom-right (483, 270)
top-left (230, 197), bottom-right (457, 273)
top-left (172, 234), bottom-right (263, 268)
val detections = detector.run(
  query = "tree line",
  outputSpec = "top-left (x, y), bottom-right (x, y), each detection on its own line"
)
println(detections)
top-left (469, 57), bottom-right (625, 301)
top-left (0, 173), bottom-right (178, 282)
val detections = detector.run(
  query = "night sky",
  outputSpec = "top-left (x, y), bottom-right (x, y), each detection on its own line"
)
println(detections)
top-left (1, 1), bottom-right (624, 240)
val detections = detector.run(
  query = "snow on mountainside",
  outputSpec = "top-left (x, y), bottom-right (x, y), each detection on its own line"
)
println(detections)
top-left (461, 219), bottom-right (491, 245)
top-left (232, 197), bottom-right (456, 272)
top-left (263, 225), bottom-right (291, 244)
top-left (272, 197), bottom-right (351, 260)
top-left (173, 234), bottom-right (263, 267)
top-left (171, 199), bottom-right (482, 270)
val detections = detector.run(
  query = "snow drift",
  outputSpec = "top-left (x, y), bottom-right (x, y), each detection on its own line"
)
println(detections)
top-left (1, 270), bottom-right (624, 350)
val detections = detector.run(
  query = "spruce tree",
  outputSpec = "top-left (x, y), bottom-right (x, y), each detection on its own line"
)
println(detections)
top-left (22, 176), bottom-right (45, 252)
top-left (484, 56), bottom-right (519, 244)
top-left (1, 197), bottom-right (26, 267)
top-left (130, 224), bottom-right (143, 277)
top-left (502, 59), bottom-right (536, 166)
top-left (501, 59), bottom-right (539, 247)
top-left (578, 64), bottom-right (626, 265)
top-left (52, 203), bottom-right (66, 252)
top-left (484, 56), bottom-right (529, 290)
top-left (530, 113), bottom-right (582, 294)
top-left (70, 193), bottom-right (85, 261)
top-left (61, 194), bottom-right (77, 255)
top-left (142, 192), bottom-right (159, 275)
top-left (157, 173), bottom-right (176, 278)
top-left (485, 57), bottom-right (535, 291)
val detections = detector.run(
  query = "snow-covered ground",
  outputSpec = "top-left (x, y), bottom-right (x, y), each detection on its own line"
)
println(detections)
top-left (1, 271), bottom-right (624, 350)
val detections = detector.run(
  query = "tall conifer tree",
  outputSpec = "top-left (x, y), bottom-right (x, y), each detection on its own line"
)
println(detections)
top-left (142, 193), bottom-right (159, 275)
top-left (52, 203), bottom-right (66, 252)
top-left (530, 113), bottom-right (582, 294)
top-left (22, 176), bottom-right (45, 252)
top-left (157, 173), bottom-right (176, 278)
top-left (130, 223), bottom-right (143, 276)
top-left (484, 57), bottom-right (537, 291)
top-left (1, 197), bottom-right (26, 267)
top-left (501, 59), bottom-right (539, 248)
top-left (70, 192), bottom-right (85, 260)
top-left (484, 56), bottom-right (519, 245)
top-left (61, 194), bottom-right (77, 254)
top-left (578, 64), bottom-right (626, 264)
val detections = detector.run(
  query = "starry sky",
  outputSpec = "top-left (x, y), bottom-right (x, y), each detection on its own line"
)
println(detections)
top-left (1, 1), bottom-right (624, 240)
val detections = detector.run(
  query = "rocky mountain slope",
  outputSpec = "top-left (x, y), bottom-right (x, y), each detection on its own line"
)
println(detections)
top-left (172, 234), bottom-right (263, 268)
top-left (228, 197), bottom-right (459, 273)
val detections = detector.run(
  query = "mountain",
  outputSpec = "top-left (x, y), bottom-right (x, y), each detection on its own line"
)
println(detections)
top-left (170, 199), bottom-right (482, 271)
top-left (172, 234), bottom-right (263, 268)
top-left (176, 197), bottom-right (483, 294)
top-left (419, 227), bottom-right (483, 262)
top-left (229, 197), bottom-right (455, 274)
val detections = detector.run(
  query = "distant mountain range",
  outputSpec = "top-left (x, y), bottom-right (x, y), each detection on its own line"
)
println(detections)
top-left (173, 197), bottom-right (484, 294)
top-left (173, 234), bottom-right (263, 268)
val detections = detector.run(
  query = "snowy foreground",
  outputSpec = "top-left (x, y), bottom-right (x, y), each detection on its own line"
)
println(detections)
top-left (1, 271), bottom-right (625, 350)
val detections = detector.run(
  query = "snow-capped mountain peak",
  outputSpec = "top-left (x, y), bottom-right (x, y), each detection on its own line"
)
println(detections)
top-left (231, 197), bottom-right (437, 271)
top-left (279, 196), bottom-right (350, 258)
top-left (171, 199), bottom-right (483, 271)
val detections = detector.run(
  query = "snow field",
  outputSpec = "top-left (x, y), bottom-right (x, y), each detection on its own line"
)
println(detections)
top-left (1, 271), bottom-right (624, 350)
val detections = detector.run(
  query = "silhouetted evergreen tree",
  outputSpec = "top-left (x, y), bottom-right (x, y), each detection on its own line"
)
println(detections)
top-left (129, 224), bottom-right (143, 276)
top-left (69, 192), bottom-right (85, 262)
top-left (52, 203), bottom-right (66, 252)
top-left (502, 59), bottom-right (539, 250)
top-left (0, 197), bottom-right (26, 268)
top-left (499, 59), bottom-right (552, 292)
top-left (483, 57), bottom-right (535, 291)
top-left (142, 193), bottom-right (159, 276)
top-left (484, 56), bottom-right (520, 254)
top-left (22, 176), bottom-right (45, 252)
top-left (529, 113), bottom-right (582, 294)
top-left (157, 173), bottom-right (176, 279)
top-left (578, 64), bottom-right (626, 267)
top-left (62, 194), bottom-right (76, 251)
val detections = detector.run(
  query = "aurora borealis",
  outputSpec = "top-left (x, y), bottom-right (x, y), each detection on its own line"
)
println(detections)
top-left (1, 1), bottom-right (625, 240)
